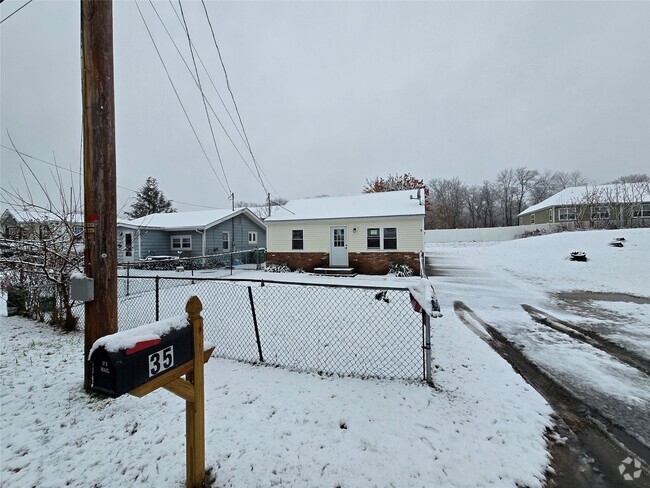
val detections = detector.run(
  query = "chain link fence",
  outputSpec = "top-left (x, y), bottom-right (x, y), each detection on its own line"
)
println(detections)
top-left (113, 275), bottom-right (427, 381)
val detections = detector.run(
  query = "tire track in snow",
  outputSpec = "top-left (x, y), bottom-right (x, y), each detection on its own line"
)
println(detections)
top-left (454, 300), bottom-right (650, 488)
top-left (521, 304), bottom-right (650, 377)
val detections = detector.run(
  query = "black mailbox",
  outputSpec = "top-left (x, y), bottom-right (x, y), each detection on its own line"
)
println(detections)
top-left (89, 324), bottom-right (193, 398)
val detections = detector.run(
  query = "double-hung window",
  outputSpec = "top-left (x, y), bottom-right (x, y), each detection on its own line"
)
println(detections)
top-left (531, 214), bottom-right (536, 224)
top-left (591, 206), bottom-right (610, 220)
top-left (248, 231), bottom-right (258, 244)
top-left (222, 232), bottom-right (230, 250)
top-left (366, 228), bottom-right (380, 249)
top-left (383, 227), bottom-right (397, 249)
top-left (367, 227), bottom-right (398, 250)
top-left (633, 204), bottom-right (650, 218)
top-left (559, 207), bottom-right (576, 221)
top-left (292, 230), bottom-right (303, 250)
top-left (171, 235), bottom-right (191, 250)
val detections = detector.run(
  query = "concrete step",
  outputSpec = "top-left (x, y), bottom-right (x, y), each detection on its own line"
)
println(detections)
top-left (313, 267), bottom-right (356, 276)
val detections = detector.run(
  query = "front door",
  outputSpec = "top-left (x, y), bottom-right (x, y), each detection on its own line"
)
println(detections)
top-left (123, 231), bottom-right (135, 262)
top-left (330, 226), bottom-right (348, 267)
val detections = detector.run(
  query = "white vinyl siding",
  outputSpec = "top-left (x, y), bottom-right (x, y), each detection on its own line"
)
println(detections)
top-left (267, 216), bottom-right (422, 253)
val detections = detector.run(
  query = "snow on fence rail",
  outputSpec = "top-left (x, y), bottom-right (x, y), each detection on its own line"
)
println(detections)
top-left (110, 276), bottom-right (427, 381)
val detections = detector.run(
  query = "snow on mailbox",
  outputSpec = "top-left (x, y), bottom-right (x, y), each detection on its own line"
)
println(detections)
top-left (88, 315), bottom-right (193, 398)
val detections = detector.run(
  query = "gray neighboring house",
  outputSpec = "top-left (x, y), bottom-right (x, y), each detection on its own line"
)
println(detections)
top-left (117, 208), bottom-right (266, 262)
top-left (1, 208), bottom-right (83, 239)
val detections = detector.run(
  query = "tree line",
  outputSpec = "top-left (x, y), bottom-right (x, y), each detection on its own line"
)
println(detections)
top-left (363, 170), bottom-right (649, 229)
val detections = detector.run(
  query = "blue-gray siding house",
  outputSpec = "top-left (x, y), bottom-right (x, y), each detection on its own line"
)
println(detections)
top-left (117, 208), bottom-right (266, 263)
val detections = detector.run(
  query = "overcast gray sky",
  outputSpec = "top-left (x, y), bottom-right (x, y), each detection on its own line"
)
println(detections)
top-left (1, 0), bottom-right (649, 214)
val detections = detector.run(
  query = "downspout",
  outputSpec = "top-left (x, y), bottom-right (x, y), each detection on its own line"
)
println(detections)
top-left (194, 229), bottom-right (205, 257)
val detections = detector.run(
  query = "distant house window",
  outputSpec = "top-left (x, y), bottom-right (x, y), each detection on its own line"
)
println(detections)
top-left (530, 214), bottom-right (536, 224)
top-left (367, 228), bottom-right (380, 249)
top-left (549, 209), bottom-right (554, 223)
top-left (171, 235), bottom-right (191, 250)
top-left (292, 230), bottom-right (303, 250)
top-left (72, 225), bottom-right (84, 236)
top-left (248, 231), bottom-right (258, 244)
top-left (559, 207), bottom-right (576, 221)
top-left (383, 227), bottom-right (397, 250)
top-left (633, 203), bottom-right (650, 218)
top-left (591, 206), bottom-right (610, 220)
top-left (222, 232), bottom-right (230, 250)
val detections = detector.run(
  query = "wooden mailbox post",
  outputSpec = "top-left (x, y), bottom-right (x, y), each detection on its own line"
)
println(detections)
top-left (89, 296), bottom-right (213, 488)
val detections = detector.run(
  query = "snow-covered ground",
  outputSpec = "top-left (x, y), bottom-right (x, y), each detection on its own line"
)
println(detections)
top-left (1, 313), bottom-right (551, 487)
top-left (3, 227), bottom-right (646, 487)
top-left (427, 228), bottom-right (650, 448)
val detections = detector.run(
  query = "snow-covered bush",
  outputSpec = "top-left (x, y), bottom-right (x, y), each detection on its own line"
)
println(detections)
top-left (265, 263), bottom-right (291, 273)
top-left (389, 263), bottom-right (413, 278)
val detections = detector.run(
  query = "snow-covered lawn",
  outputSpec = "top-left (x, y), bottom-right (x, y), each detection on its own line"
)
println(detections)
top-left (1, 291), bottom-right (552, 487)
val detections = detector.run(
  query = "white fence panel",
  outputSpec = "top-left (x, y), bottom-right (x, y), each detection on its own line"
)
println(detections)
top-left (424, 223), bottom-right (558, 243)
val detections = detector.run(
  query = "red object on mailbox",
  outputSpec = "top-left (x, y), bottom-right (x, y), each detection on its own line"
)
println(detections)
top-left (125, 338), bottom-right (161, 355)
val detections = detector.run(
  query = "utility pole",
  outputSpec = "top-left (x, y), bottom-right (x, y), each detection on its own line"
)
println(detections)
top-left (81, 0), bottom-right (118, 390)
top-left (267, 192), bottom-right (271, 218)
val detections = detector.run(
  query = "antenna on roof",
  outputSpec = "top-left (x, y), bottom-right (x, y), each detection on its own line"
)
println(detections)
top-left (410, 188), bottom-right (424, 205)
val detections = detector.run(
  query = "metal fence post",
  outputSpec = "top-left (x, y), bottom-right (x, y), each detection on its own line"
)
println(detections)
top-left (126, 262), bottom-right (130, 297)
top-left (248, 286), bottom-right (264, 362)
top-left (422, 310), bottom-right (432, 385)
top-left (155, 275), bottom-right (160, 321)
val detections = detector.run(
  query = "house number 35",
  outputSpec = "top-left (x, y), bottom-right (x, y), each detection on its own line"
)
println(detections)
top-left (149, 346), bottom-right (174, 377)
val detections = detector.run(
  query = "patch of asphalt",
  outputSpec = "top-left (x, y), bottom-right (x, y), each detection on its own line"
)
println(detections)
top-left (454, 301), bottom-right (650, 488)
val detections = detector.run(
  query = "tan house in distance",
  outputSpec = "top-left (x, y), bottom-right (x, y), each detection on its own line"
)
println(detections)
top-left (265, 189), bottom-right (425, 275)
top-left (518, 183), bottom-right (650, 227)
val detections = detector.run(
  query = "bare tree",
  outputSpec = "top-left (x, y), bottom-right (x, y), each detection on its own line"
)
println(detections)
top-left (495, 168), bottom-right (518, 226)
top-left (0, 138), bottom-right (83, 330)
top-left (607, 174), bottom-right (649, 184)
top-left (236, 196), bottom-right (288, 219)
top-left (552, 170), bottom-right (588, 190)
top-left (513, 167), bottom-right (539, 216)
top-left (529, 169), bottom-right (556, 204)
top-left (428, 177), bottom-right (467, 229)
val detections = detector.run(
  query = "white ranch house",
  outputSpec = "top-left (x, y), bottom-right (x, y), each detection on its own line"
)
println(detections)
top-left (265, 189), bottom-right (425, 275)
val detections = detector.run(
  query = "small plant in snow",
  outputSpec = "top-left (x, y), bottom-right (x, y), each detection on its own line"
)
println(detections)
top-left (389, 263), bottom-right (413, 278)
top-left (265, 263), bottom-right (291, 273)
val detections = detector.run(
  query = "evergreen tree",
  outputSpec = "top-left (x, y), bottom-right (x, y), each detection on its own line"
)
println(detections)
top-left (125, 177), bottom-right (176, 219)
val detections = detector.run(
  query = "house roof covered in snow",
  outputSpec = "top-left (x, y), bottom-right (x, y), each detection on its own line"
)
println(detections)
top-left (519, 183), bottom-right (650, 217)
top-left (1, 208), bottom-right (83, 224)
top-left (120, 208), bottom-right (265, 231)
top-left (265, 189), bottom-right (426, 222)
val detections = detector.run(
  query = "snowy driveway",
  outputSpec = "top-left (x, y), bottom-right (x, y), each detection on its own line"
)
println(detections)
top-left (426, 230), bottom-right (650, 456)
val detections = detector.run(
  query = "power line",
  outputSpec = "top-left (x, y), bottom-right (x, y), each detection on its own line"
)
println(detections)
top-left (0, 0), bottom-right (34, 25)
top-left (199, 0), bottom-right (271, 196)
top-left (177, 0), bottom-right (231, 194)
top-left (164, 0), bottom-right (269, 191)
top-left (134, 0), bottom-right (230, 197)
top-left (0, 144), bottom-right (223, 210)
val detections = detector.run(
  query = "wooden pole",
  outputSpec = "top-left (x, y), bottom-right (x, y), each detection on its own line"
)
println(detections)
top-left (185, 297), bottom-right (205, 488)
top-left (81, 0), bottom-right (118, 390)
